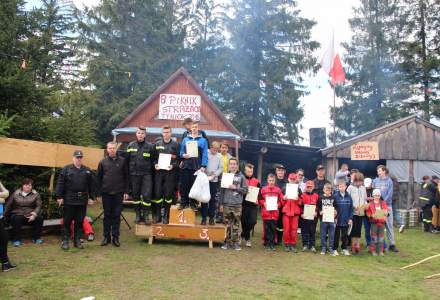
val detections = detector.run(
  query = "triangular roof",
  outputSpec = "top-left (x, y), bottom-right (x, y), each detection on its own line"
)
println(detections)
top-left (117, 67), bottom-right (241, 136)
top-left (321, 114), bottom-right (440, 155)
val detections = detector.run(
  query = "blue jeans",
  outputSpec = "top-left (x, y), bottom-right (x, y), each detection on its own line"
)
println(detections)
top-left (392, 205), bottom-right (402, 227)
top-left (363, 217), bottom-right (371, 246)
top-left (320, 221), bottom-right (335, 251)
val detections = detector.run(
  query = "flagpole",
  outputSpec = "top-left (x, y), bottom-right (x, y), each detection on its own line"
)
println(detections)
top-left (332, 86), bottom-right (337, 181)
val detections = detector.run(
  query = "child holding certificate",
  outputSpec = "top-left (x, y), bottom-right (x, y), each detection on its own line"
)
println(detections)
top-left (366, 189), bottom-right (390, 256)
top-left (281, 173), bottom-right (302, 253)
top-left (318, 183), bottom-right (337, 256)
top-left (259, 174), bottom-right (283, 251)
top-left (300, 181), bottom-right (319, 252)
top-left (241, 164), bottom-right (260, 248)
top-left (334, 180), bottom-right (353, 256)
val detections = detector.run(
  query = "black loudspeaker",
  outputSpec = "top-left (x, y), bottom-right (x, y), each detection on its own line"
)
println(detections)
top-left (309, 128), bottom-right (327, 148)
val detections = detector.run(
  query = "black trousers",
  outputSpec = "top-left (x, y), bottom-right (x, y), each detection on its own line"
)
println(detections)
top-left (63, 204), bottom-right (86, 241)
top-left (130, 174), bottom-right (153, 204)
top-left (0, 218), bottom-right (9, 263)
top-left (102, 193), bottom-right (123, 238)
top-left (276, 210), bottom-right (284, 244)
top-left (179, 169), bottom-right (197, 206)
top-left (201, 182), bottom-right (218, 220)
top-left (154, 170), bottom-right (177, 201)
top-left (241, 203), bottom-right (258, 241)
top-left (264, 220), bottom-right (276, 246)
top-left (10, 214), bottom-right (44, 241)
top-left (301, 219), bottom-right (317, 248)
top-left (334, 225), bottom-right (349, 250)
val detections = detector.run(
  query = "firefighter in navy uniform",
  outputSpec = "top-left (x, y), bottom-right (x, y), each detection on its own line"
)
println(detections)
top-left (153, 125), bottom-right (180, 224)
top-left (56, 150), bottom-right (95, 250)
top-left (420, 175), bottom-right (437, 232)
top-left (125, 127), bottom-right (155, 225)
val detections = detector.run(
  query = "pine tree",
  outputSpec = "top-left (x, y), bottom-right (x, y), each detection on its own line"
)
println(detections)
top-left (221, 0), bottom-right (318, 143)
top-left (78, 0), bottom-right (190, 144)
top-left (182, 0), bottom-right (228, 94)
top-left (398, 0), bottom-right (440, 119)
top-left (334, 0), bottom-right (409, 139)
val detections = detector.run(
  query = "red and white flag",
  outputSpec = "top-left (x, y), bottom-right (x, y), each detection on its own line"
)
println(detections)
top-left (320, 33), bottom-right (345, 86)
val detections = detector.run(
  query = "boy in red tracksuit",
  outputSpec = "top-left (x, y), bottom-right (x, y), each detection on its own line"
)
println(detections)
top-left (300, 180), bottom-right (319, 252)
top-left (281, 173), bottom-right (302, 253)
top-left (259, 174), bottom-right (283, 251)
top-left (366, 189), bottom-right (390, 256)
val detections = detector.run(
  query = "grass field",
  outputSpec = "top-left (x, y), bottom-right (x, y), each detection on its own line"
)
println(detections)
top-left (2, 205), bottom-right (440, 300)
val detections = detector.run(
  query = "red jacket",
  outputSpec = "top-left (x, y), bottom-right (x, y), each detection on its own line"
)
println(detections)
top-left (259, 185), bottom-right (283, 220)
top-left (366, 200), bottom-right (389, 226)
top-left (282, 197), bottom-right (302, 216)
top-left (246, 176), bottom-right (260, 188)
top-left (300, 192), bottom-right (319, 216)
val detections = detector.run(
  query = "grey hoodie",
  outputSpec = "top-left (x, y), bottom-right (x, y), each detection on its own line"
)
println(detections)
top-left (219, 171), bottom-right (248, 207)
top-left (346, 184), bottom-right (367, 215)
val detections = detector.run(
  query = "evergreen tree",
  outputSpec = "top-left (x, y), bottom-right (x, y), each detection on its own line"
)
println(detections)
top-left (222, 0), bottom-right (318, 143)
top-left (78, 0), bottom-right (190, 144)
top-left (398, 0), bottom-right (440, 119)
top-left (334, 0), bottom-right (409, 139)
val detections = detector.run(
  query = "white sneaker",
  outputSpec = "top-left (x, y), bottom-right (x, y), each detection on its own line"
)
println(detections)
top-left (332, 250), bottom-right (339, 256)
top-left (310, 246), bottom-right (317, 253)
top-left (245, 240), bottom-right (252, 247)
top-left (399, 225), bottom-right (405, 233)
top-left (342, 249), bottom-right (351, 256)
top-left (320, 249), bottom-right (326, 255)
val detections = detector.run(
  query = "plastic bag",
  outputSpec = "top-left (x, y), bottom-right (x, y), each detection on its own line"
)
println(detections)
top-left (189, 170), bottom-right (211, 203)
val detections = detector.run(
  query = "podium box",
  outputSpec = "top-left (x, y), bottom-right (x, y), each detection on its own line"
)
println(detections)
top-left (135, 205), bottom-right (226, 248)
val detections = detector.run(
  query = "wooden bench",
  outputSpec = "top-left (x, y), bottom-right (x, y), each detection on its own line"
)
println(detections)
top-left (135, 206), bottom-right (226, 248)
top-left (5, 218), bottom-right (62, 234)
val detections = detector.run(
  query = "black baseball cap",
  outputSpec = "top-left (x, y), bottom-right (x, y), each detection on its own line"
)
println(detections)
top-left (433, 175), bottom-right (439, 180)
top-left (73, 150), bottom-right (83, 158)
top-left (316, 164), bottom-right (325, 170)
top-left (275, 164), bottom-right (286, 170)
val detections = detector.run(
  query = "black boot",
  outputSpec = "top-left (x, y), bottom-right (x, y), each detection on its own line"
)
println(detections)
top-left (151, 206), bottom-right (158, 224)
top-left (144, 207), bottom-right (152, 225)
top-left (163, 205), bottom-right (170, 224)
top-left (61, 240), bottom-right (69, 250)
top-left (155, 205), bottom-right (162, 224)
top-left (134, 206), bottom-right (142, 224)
top-left (2, 261), bottom-right (17, 272)
top-left (112, 236), bottom-right (120, 247)
top-left (74, 239), bottom-right (84, 249)
top-left (101, 236), bottom-right (111, 246)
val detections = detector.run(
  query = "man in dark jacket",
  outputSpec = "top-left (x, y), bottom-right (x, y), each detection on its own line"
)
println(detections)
top-left (96, 142), bottom-right (129, 247)
top-left (313, 165), bottom-right (330, 197)
top-left (153, 125), bottom-right (180, 224)
top-left (56, 150), bottom-right (95, 250)
top-left (125, 127), bottom-right (156, 224)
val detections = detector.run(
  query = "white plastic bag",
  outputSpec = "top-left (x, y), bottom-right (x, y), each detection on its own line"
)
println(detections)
top-left (189, 170), bottom-right (211, 203)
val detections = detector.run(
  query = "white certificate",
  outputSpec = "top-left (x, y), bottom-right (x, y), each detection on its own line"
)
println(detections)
top-left (245, 186), bottom-right (260, 204)
top-left (158, 153), bottom-right (172, 170)
top-left (303, 204), bottom-right (316, 220)
top-left (186, 141), bottom-right (199, 158)
top-left (285, 183), bottom-right (299, 200)
top-left (221, 173), bottom-right (234, 188)
top-left (265, 196), bottom-right (278, 211)
top-left (322, 206), bottom-right (335, 223)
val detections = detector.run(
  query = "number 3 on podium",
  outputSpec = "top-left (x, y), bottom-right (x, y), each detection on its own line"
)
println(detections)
top-left (199, 228), bottom-right (209, 240)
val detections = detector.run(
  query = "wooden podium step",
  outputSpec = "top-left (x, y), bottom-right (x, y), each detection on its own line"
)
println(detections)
top-left (135, 206), bottom-right (226, 248)
top-left (168, 205), bottom-right (196, 225)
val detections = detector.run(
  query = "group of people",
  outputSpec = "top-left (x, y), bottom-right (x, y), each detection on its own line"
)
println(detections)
top-left (219, 162), bottom-right (401, 255)
top-left (3, 117), bottom-right (440, 272)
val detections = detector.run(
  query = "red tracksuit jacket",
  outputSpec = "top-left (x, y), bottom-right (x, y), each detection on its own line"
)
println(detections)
top-left (259, 185), bottom-right (283, 220)
top-left (300, 192), bottom-right (319, 216)
top-left (366, 200), bottom-right (389, 227)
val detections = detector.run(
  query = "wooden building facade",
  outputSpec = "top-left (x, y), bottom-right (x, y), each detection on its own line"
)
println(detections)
top-left (113, 67), bottom-right (241, 152)
top-left (321, 115), bottom-right (440, 209)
